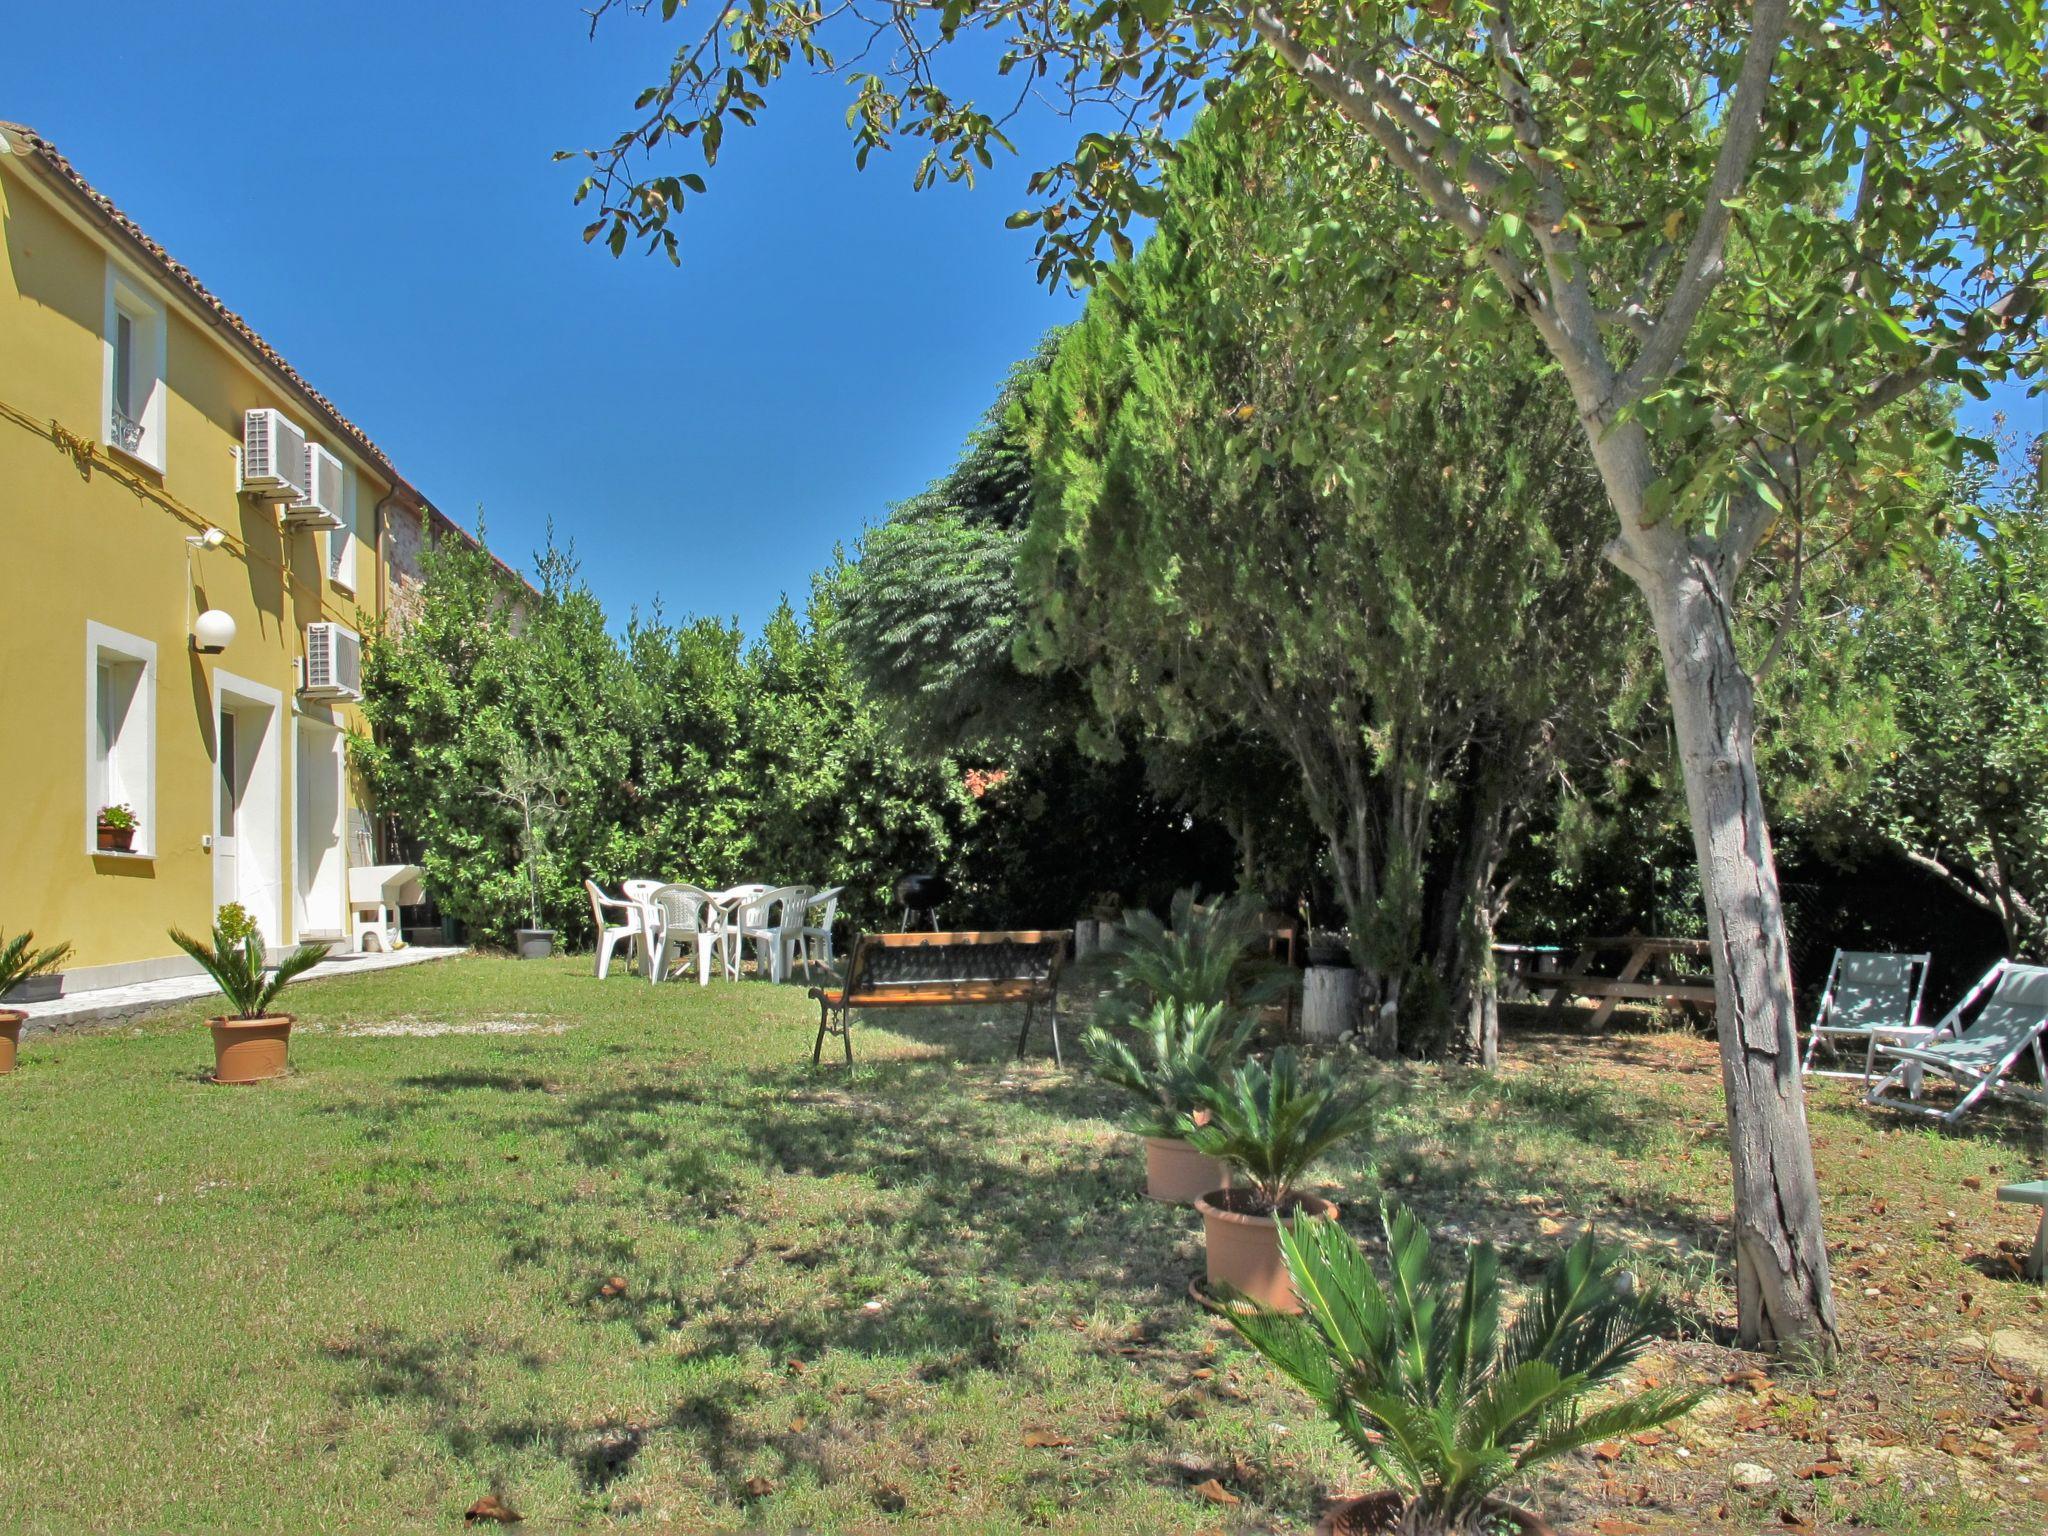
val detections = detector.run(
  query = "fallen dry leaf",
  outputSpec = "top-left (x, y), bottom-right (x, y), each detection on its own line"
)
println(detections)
top-left (787, 1416), bottom-right (808, 1434)
top-left (1963, 1176), bottom-right (1983, 1191)
top-left (743, 1475), bottom-right (774, 1499)
top-left (1189, 1479), bottom-right (1240, 1506)
top-left (1022, 1430), bottom-right (1073, 1449)
top-left (1593, 1441), bottom-right (1625, 1461)
top-left (464, 1494), bottom-right (523, 1525)
top-left (1591, 1521), bottom-right (1651, 1535)
top-left (1796, 1461), bottom-right (1849, 1479)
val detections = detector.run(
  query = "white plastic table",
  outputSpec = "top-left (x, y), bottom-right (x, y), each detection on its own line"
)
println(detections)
top-left (1869, 1024), bottom-right (1936, 1096)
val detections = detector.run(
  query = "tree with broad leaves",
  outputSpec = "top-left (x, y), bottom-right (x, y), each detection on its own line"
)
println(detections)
top-left (567, 0), bottom-right (2048, 1351)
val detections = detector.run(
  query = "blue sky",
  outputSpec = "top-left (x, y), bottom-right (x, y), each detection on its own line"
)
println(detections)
top-left (5, 6), bottom-right (2037, 636)
top-left (2, 3), bottom-right (1088, 636)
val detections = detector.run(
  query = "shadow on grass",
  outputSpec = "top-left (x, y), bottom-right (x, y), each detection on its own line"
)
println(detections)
top-left (313, 1002), bottom-right (1734, 1504)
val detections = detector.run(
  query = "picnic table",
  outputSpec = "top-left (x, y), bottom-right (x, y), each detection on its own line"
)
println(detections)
top-left (1530, 935), bottom-right (1718, 1029)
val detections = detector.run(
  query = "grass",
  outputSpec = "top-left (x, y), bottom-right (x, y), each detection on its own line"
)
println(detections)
top-left (0, 956), bottom-right (2043, 1533)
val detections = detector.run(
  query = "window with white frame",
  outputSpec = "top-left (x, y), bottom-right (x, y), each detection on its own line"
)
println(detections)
top-left (103, 265), bottom-right (167, 469)
top-left (327, 464), bottom-right (358, 591)
top-left (84, 622), bottom-right (157, 856)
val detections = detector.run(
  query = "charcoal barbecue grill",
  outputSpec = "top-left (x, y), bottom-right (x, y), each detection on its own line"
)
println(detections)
top-left (892, 873), bottom-right (951, 931)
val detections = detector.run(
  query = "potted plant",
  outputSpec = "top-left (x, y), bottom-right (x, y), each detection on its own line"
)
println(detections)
top-left (0, 931), bottom-right (73, 1075)
top-left (1091, 887), bottom-right (1297, 1027)
top-left (1085, 1000), bottom-right (1255, 1203)
top-left (96, 802), bottom-right (138, 853)
top-left (169, 907), bottom-right (330, 1084)
top-left (1181, 1047), bottom-right (1376, 1310)
top-left (488, 746), bottom-right (565, 959)
top-left (1222, 1204), bottom-right (1710, 1535)
top-left (1082, 889), bottom-right (1297, 1199)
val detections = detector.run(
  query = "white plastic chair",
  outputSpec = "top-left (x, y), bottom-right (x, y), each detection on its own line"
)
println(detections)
top-left (648, 884), bottom-right (723, 987)
top-left (729, 885), bottom-right (812, 983)
top-left (621, 879), bottom-right (671, 972)
top-left (585, 880), bottom-right (649, 981)
top-left (802, 886), bottom-right (845, 972)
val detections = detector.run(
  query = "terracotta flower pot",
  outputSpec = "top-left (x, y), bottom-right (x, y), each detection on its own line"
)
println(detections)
top-left (209, 1014), bottom-right (293, 1084)
top-left (1195, 1188), bottom-right (1338, 1312)
top-left (1315, 1490), bottom-right (1553, 1536)
top-left (96, 822), bottom-right (135, 853)
top-left (0, 1009), bottom-right (23, 1075)
top-left (1142, 1135), bottom-right (1232, 1205)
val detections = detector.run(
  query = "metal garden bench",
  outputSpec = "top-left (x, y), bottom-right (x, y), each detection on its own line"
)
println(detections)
top-left (806, 929), bottom-right (1070, 1066)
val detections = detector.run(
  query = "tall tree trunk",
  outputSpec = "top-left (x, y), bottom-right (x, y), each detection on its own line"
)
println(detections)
top-left (1639, 553), bottom-right (1840, 1351)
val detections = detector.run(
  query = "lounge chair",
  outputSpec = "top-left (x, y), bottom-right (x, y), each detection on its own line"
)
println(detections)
top-left (1801, 949), bottom-right (1931, 1085)
top-left (1866, 960), bottom-right (2048, 1126)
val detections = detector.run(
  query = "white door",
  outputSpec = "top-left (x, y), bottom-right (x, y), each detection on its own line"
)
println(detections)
top-left (295, 719), bottom-right (346, 938)
top-left (213, 710), bottom-right (239, 914)
top-left (212, 680), bottom-right (284, 942)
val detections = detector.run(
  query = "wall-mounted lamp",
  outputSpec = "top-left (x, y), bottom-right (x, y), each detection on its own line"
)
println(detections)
top-left (185, 529), bottom-right (233, 652)
top-left (192, 608), bottom-right (237, 654)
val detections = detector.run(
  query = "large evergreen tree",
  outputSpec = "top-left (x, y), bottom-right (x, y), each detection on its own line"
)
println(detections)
top-left (1018, 113), bottom-right (1632, 1061)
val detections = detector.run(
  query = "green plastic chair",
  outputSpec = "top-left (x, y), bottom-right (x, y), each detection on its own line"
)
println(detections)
top-left (1866, 961), bottom-right (2048, 1127)
top-left (1801, 950), bottom-right (1930, 1086)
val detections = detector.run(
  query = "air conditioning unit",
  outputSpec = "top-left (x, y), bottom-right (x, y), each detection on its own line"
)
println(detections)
top-left (285, 443), bottom-right (346, 529)
top-left (241, 408), bottom-right (308, 499)
top-left (301, 622), bottom-right (363, 702)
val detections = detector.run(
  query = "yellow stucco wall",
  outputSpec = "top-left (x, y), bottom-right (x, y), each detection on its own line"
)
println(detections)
top-left (0, 155), bottom-right (386, 982)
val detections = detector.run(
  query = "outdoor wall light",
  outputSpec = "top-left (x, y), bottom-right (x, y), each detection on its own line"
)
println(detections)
top-left (186, 527), bottom-right (227, 550)
top-left (192, 608), bottom-right (237, 654)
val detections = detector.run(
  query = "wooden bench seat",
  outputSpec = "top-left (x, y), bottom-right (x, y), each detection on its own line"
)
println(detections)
top-left (808, 930), bottom-right (1070, 1065)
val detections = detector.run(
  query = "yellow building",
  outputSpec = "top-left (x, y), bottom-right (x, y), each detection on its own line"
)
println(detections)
top-left (0, 122), bottom-right (493, 994)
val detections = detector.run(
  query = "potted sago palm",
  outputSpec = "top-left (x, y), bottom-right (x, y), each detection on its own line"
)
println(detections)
top-left (1084, 888), bottom-right (1295, 1201)
top-left (170, 907), bottom-right (331, 1084)
top-left (1182, 1047), bottom-right (1376, 1310)
top-left (1091, 888), bottom-right (1295, 1028)
top-left (1084, 999), bottom-right (1255, 1203)
top-left (0, 931), bottom-right (73, 1075)
top-left (1223, 1204), bottom-right (1710, 1535)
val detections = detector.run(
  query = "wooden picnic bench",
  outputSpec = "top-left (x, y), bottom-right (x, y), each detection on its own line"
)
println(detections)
top-left (807, 930), bottom-right (1071, 1066)
top-left (1530, 935), bottom-right (1717, 1029)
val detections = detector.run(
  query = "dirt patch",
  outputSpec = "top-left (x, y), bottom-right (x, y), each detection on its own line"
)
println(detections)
top-left (332, 1016), bottom-right (566, 1039)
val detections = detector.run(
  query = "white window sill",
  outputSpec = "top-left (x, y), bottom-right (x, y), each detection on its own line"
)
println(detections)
top-left (91, 847), bottom-right (155, 861)
top-left (329, 580), bottom-right (357, 599)
top-left (103, 438), bottom-right (165, 475)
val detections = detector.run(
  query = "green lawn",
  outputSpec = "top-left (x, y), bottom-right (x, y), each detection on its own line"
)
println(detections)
top-left (1, 956), bottom-right (2042, 1533)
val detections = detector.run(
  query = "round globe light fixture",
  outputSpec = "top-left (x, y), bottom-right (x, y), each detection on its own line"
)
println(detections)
top-left (192, 609), bottom-right (237, 655)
